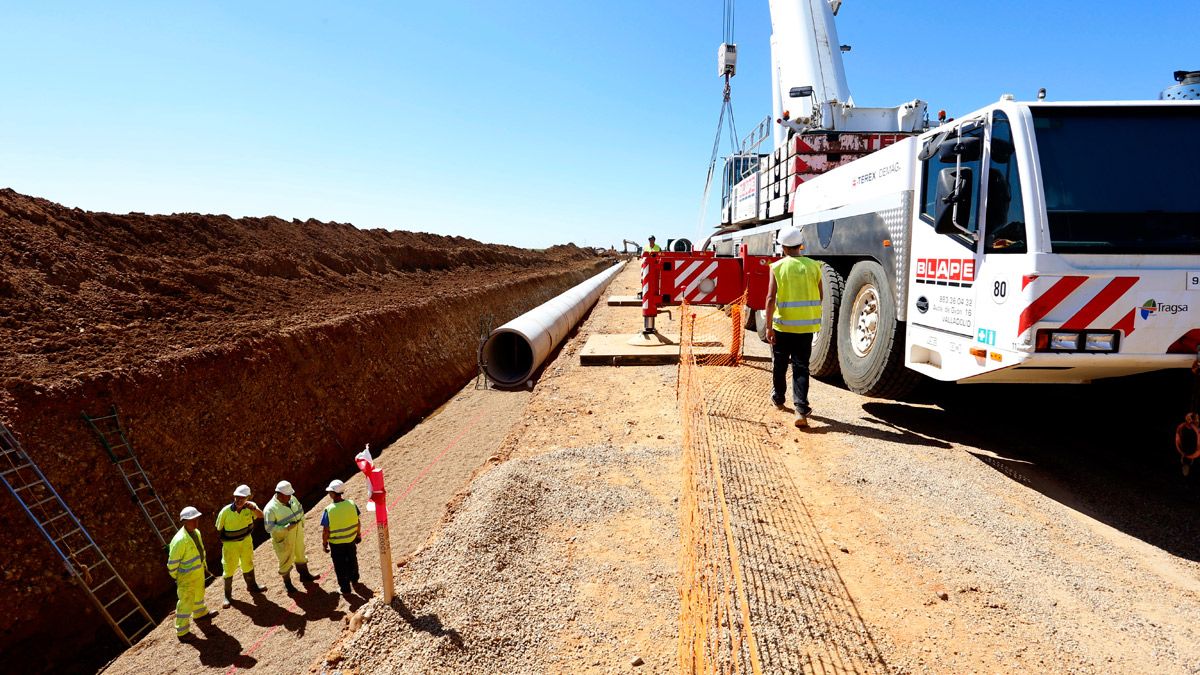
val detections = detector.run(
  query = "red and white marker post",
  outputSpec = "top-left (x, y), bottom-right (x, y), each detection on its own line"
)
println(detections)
top-left (355, 445), bottom-right (394, 604)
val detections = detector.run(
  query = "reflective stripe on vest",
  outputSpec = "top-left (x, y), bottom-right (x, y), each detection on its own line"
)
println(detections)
top-left (167, 527), bottom-right (205, 577)
top-left (217, 504), bottom-right (255, 542)
top-left (265, 498), bottom-right (303, 533)
top-left (325, 501), bottom-right (360, 545)
top-left (771, 257), bottom-right (822, 334)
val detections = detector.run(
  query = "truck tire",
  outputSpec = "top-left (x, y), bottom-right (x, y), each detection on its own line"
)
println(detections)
top-left (809, 264), bottom-right (843, 377)
top-left (836, 261), bottom-right (919, 398)
top-left (755, 309), bottom-right (769, 342)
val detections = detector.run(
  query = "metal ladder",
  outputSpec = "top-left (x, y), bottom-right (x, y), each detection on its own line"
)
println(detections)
top-left (0, 422), bottom-right (155, 645)
top-left (82, 405), bottom-right (176, 548)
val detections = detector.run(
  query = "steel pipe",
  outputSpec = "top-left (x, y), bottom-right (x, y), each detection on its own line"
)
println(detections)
top-left (481, 261), bottom-right (624, 387)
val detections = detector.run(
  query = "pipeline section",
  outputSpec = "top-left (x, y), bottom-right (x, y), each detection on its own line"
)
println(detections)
top-left (481, 261), bottom-right (624, 386)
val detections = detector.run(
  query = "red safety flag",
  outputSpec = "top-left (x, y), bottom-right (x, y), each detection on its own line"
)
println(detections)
top-left (355, 445), bottom-right (375, 473)
top-left (355, 444), bottom-right (388, 525)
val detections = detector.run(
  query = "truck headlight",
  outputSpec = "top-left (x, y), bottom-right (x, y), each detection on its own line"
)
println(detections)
top-left (1084, 332), bottom-right (1118, 352)
top-left (1050, 332), bottom-right (1079, 351)
top-left (1035, 329), bottom-right (1119, 353)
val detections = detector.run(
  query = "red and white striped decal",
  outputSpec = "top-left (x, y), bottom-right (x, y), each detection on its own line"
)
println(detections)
top-left (1060, 277), bottom-right (1139, 330)
top-left (1017, 275), bottom-right (1140, 336)
top-left (673, 260), bottom-right (719, 303)
top-left (640, 258), bottom-right (650, 311)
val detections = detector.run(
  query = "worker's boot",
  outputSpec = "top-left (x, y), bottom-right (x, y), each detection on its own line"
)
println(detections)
top-left (222, 577), bottom-right (234, 609)
top-left (296, 562), bottom-right (317, 583)
top-left (244, 571), bottom-right (266, 594)
top-left (282, 572), bottom-right (299, 594)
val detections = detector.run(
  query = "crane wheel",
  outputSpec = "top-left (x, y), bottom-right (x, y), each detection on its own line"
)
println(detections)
top-left (836, 261), bottom-right (919, 398)
top-left (809, 263), bottom-right (844, 378)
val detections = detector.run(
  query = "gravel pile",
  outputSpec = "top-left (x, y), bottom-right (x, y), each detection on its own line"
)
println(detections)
top-left (326, 444), bottom-right (678, 674)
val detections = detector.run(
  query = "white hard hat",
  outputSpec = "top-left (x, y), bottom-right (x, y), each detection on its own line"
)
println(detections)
top-left (275, 480), bottom-right (295, 496)
top-left (326, 479), bottom-right (345, 494)
top-left (233, 484), bottom-right (252, 498)
top-left (778, 226), bottom-right (804, 247)
top-left (179, 506), bottom-right (202, 520)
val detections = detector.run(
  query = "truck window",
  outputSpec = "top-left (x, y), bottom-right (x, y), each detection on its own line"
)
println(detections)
top-left (920, 125), bottom-right (984, 237)
top-left (1033, 106), bottom-right (1200, 254)
top-left (984, 111), bottom-right (1026, 253)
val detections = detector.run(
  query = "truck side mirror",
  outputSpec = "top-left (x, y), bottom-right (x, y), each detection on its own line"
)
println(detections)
top-left (934, 166), bottom-right (975, 235)
top-left (937, 135), bottom-right (982, 162)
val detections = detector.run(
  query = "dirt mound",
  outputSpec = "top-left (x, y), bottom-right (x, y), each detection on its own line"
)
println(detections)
top-left (0, 188), bottom-right (613, 673)
top-left (0, 188), bottom-right (601, 386)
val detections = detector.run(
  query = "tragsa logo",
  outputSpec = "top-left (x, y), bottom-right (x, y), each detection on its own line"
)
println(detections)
top-left (1140, 299), bottom-right (1190, 319)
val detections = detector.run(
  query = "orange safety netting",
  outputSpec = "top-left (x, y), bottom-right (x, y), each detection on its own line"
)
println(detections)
top-left (676, 297), bottom-right (890, 675)
top-left (677, 295), bottom-right (762, 675)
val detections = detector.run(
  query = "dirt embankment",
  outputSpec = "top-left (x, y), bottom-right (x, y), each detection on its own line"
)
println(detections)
top-left (0, 189), bottom-right (612, 673)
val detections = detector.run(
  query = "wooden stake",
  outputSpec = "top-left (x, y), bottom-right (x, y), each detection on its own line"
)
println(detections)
top-left (378, 520), bottom-right (395, 604)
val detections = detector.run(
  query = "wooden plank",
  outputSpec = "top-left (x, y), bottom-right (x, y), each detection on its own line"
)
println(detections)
top-left (605, 295), bottom-right (642, 306)
top-left (579, 333), bottom-right (745, 366)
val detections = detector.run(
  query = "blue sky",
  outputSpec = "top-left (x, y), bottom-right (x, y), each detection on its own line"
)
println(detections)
top-left (1, 2), bottom-right (1192, 249)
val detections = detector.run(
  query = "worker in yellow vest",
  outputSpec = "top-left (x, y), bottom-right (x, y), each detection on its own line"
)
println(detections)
top-left (646, 235), bottom-right (662, 253)
top-left (215, 484), bottom-right (266, 608)
top-left (765, 225), bottom-right (823, 428)
top-left (321, 479), bottom-right (363, 596)
top-left (167, 506), bottom-right (215, 640)
top-left (263, 480), bottom-right (315, 593)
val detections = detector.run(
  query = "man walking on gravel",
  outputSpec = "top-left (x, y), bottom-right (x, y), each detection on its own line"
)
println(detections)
top-left (321, 479), bottom-right (362, 596)
top-left (765, 225), bottom-right (823, 428)
top-left (264, 480), bottom-right (316, 593)
top-left (167, 506), bottom-right (215, 641)
top-left (215, 484), bottom-right (267, 607)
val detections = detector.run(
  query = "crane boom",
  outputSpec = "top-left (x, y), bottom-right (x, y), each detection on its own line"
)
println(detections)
top-left (768, 0), bottom-right (926, 146)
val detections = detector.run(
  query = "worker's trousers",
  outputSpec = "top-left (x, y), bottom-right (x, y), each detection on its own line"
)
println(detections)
top-left (271, 524), bottom-right (307, 575)
top-left (329, 542), bottom-right (359, 593)
top-left (221, 537), bottom-right (255, 578)
top-left (771, 330), bottom-right (814, 416)
top-left (174, 572), bottom-right (208, 636)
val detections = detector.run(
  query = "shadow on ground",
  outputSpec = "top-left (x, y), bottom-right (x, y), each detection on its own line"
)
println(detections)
top-left (862, 370), bottom-right (1200, 561)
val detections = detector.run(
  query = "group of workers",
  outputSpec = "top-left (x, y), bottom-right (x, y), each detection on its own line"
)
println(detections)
top-left (166, 225), bottom-right (818, 642)
top-left (166, 479), bottom-right (364, 641)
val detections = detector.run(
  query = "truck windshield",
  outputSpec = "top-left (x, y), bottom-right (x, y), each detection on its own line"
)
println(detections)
top-left (1032, 106), bottom-right (1200, 254)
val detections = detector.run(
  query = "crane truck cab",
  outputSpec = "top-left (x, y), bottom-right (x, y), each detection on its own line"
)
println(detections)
top-left (714, 98), bottom-right (1200, 396)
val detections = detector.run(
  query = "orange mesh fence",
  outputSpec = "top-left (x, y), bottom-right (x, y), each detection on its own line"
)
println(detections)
top-left (677, 298), bottom-right (888, 675)
top-left (677, 295), bottom-right (761, 675)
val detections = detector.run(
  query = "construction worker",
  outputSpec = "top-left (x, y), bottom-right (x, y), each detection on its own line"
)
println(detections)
top-left (321, 479), bottom-right (362, 595)
top-left (167, 506), bottom-right (215, 641)
top-left (215, 484), bottom-right (266, 607)
top-left (646, 236), bottom-right (662, 253)
top-left (765, 225), bottom-right (823, 428)
top-left (263, 480), bottom-right (315, 593)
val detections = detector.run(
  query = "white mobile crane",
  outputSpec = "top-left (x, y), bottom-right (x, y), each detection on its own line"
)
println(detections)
top-left (641, 0), bottom-right (1200, 398)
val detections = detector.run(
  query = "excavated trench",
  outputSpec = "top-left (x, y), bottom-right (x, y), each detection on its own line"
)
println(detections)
top-left (0, 189), bottom-right (611, 672)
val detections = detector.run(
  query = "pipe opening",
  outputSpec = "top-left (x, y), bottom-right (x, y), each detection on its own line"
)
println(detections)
top-left (482, 329), bottom-right (534, 386)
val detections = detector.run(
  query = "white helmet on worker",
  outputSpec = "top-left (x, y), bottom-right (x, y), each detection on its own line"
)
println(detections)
top-left (778, 226), bottom-right (804, 247)
top-left (233, 484), bottom-right (252, 498)
top-left (325, 479), bottom-right (345, 494)
top-left (179, 506), bottom-right (202, 520)
top-left (275, 480), bottom-right (295, 496)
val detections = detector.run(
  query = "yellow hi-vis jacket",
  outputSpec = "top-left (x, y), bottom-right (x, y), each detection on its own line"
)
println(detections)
top-left (647, 243), bottom-right (662, 252)
top-left (771, 256), bottom-right (822, 334)
top-left (167, 527), bottom-right (207, 580)
top-left (323, 500), bottom-right (360, 545)
top-left (264, 496), bottom-right (304, 541)
top-left (215, 502), bottom-right (257, 542)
